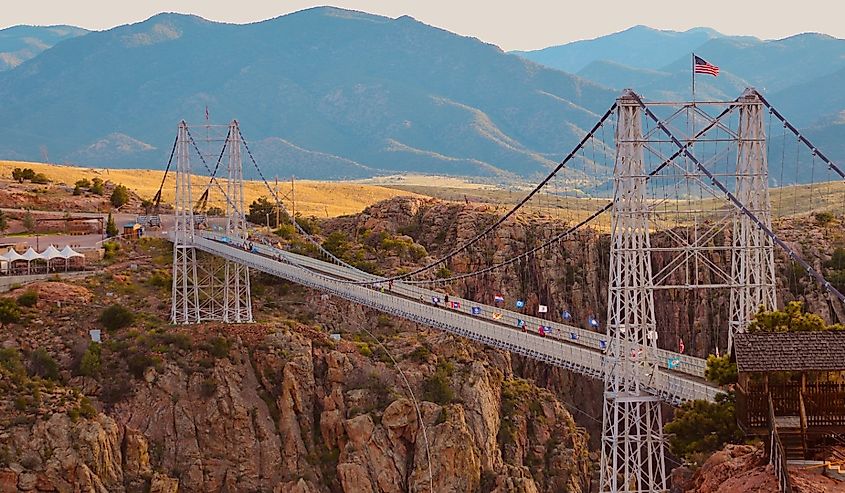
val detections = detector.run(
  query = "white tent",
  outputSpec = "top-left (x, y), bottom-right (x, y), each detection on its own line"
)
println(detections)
top-left (41, 245), bottom-right (63, 261)
top-left (21, 247), bottom-right (44, 274)
top-left (60, 246), bottom-right (85, 271)
top-left (2, 248), bottom-right (25, 263)
top-left (60, 246), bottom-right (84, 259)
top-left (21, 247), bottom-right (42, 262)
top-left (0, 249), bottom-right (12, 274)
top-left (42, 245), bottom-right (66, 272)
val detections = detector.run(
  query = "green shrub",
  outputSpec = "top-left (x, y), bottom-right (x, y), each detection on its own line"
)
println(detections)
top-left (31, 173), bottom-right (50, 185)
top-left (705, 355), bottom-right (737, 386)
top-left (435, 265), bottom-right (452, 279)
top-left (0, 347), bottom-right (24, 375)
top-left (78, 343), bottom-right (101, 377)
top-left (422, 363), bottom-right (455, 405)
top-left (408, 345), bottom-right (431, 363)
top-left (748, 301), bottom-right (844, 332)
top-left (664, 393), bottom-right (743, 464)
top-left (814, 211), bottom-right (835, 225)
top-left (323, 231), bottom-right (350, 259)
top-left (90, 178), bottom-right (104, 195)
top-left (75, 178), bottom-right (91, 189)
top-left (126, 352), bottom-right (157, 379)
top-left (79, 397), bottom-right (97, 419)
top-left (295, 215), bottom-right (320, 235)
top-left (825, 247), bottom-right (845, 271)
top-left (110, 185), bottom-right (131, 208)
top-left (0, 299), bottom-right (21, 327)
top-left (157, 332), bottom-right (192, 351)
top-left (147, 271), bottom-right (171, 288)
top-left (102, 241), bottom-right (119, 260)
top-left (409, 244), bottom-right (428, 261)
top-left (206, 336), bottom-right (230, 358)
top-left (274, 223), bottom-right (296, 239)
top-left (105, 212), bottom-right (118, 237)
top-left (28, 348), bottom-right (59, 381)
top-left (16, 290), bottom-right (38, 308)
top-left (99, 304), bottom-right (135, 331)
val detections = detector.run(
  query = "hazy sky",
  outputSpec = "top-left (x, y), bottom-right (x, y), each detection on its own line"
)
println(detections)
top-left (4, 0), bottom-right (844, 51)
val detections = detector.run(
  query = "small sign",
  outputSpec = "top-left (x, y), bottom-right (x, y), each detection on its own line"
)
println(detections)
top-left (89, 329), bottom-right (101, 343)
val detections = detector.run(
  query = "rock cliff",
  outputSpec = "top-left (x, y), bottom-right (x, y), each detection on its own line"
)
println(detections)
top-left (0, 266), bottom-right (592, 492)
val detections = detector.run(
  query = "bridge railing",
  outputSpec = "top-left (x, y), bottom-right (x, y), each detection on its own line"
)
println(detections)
top-left (233, 233), bottom-right (707, 380)
top-left (193, 235), bottom-right (720, 404)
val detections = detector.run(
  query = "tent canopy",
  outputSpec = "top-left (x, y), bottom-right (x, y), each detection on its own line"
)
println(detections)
top-left (21, 247), bottom-right (42, 262)
top-left (60, 246), bottom-right (84, 259)
top-left (0, 248), bottom-right (24, 262)
top-left (42, 245), bottom-right (64, 261)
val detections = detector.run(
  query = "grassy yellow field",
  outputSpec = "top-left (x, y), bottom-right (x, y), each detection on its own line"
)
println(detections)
top-left (0, 160), bottom-right (424, 218)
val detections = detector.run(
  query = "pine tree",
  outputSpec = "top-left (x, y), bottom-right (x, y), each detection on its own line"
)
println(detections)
top-left (106, 211), bottom-right (118, 237)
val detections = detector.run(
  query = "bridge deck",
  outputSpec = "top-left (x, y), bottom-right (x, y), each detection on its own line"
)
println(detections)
top-left (192, 234), bottom-right (721, 404)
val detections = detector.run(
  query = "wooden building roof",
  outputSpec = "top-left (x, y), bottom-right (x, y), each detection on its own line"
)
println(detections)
top-left (734, 331), bottom-right (845, 372)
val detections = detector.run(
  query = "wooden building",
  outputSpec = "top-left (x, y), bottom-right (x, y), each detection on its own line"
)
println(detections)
top-left (734, 331), bottom-right (845, 460)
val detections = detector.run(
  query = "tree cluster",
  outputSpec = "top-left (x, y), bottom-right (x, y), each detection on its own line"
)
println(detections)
top-left (12, 168), bottom-right (49, 184)
top-left (74, 177), bottom-right (105, 196)
top-left (748, 300), bottom-right (844, 332)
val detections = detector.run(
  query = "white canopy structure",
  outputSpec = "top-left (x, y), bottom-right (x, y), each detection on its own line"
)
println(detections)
top-left (0, 245), bottom-right (86, 275)
top-left (1, 248), bottom-right (25, 263)
top-left (21, 247), bottom-right (41, 262)
top-left (41, 245), bottom-right (64, 261)
top-left (60, 246), bottom-right (84, 259)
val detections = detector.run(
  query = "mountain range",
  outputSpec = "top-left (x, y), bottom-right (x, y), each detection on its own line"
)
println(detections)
top-left (0, 24), bottom-right (88, 71)
top-left (0, 11), bottom-right (843, 182)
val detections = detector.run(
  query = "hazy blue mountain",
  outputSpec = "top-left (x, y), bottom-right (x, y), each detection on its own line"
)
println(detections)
top-left (771, 65), bottom-right (845, 127)
top-left (518, 28), bottom-right (845, 124)
top-left (512, 25), bottom-right (723, 73)
top-left (0, 25), bottom-right (88, 70)
top-left (0, 8), bottom-right (616, 180)
top-left (639, 34), bottom-right (845, 101)
top-left (577, 61), bottom-right (670, 92)
top-left (517, 27), bottom-right (845, 167)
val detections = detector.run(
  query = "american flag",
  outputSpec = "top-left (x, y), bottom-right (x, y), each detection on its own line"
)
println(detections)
top-left (694, 55), bottom-right (719, 77)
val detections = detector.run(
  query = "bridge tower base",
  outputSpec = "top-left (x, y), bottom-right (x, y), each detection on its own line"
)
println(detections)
top-left (600, 91), bottom-right (667, 493)
top-left (170, 120), bottom-right (253, 324)
top-left (171, 121), bottom-right (202, 324)
top-left (728, 89), bottom-right (776, 353)
top-left (222, 121), bottom-right (252, 323)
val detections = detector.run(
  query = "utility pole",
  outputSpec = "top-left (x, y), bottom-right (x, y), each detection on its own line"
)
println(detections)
top-left (274, 176), bottom-right (280, 227)
top-left (291, 176), bottom-right (296, 221)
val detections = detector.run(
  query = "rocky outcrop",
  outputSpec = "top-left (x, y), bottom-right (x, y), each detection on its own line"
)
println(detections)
top-left (0, 411), bottom-right (180, 493)
top-left (2, 315), bottom-right (592, 493)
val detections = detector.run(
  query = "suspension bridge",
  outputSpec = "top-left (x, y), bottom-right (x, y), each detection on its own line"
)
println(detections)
top-left (154, 87), bottom-right (845, 492)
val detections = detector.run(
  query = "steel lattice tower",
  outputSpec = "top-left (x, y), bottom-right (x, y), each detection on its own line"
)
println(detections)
top-left (222, 121), bottom-right (253, 323)
top-left (728, 89), bottom-right (777, 353)
top-left (600, 91), bottom-right (666, 493)
top-left (171, 121), bottom-right (201, 324)
top-left (171, 119), bottom-right (253, 324)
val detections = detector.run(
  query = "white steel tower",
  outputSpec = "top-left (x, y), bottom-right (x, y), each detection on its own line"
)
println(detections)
top-left (171, 121), bottom-right (201, 324)
top-left (223, 121), bottom-right (253, 323)
top-left (728, 89), bottom-right (777, 352)
top-left (600, 90), bottom-right (666, 493)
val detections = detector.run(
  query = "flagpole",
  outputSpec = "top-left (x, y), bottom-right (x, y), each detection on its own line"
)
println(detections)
top-left (691, 53), bottom-right (696, 103)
